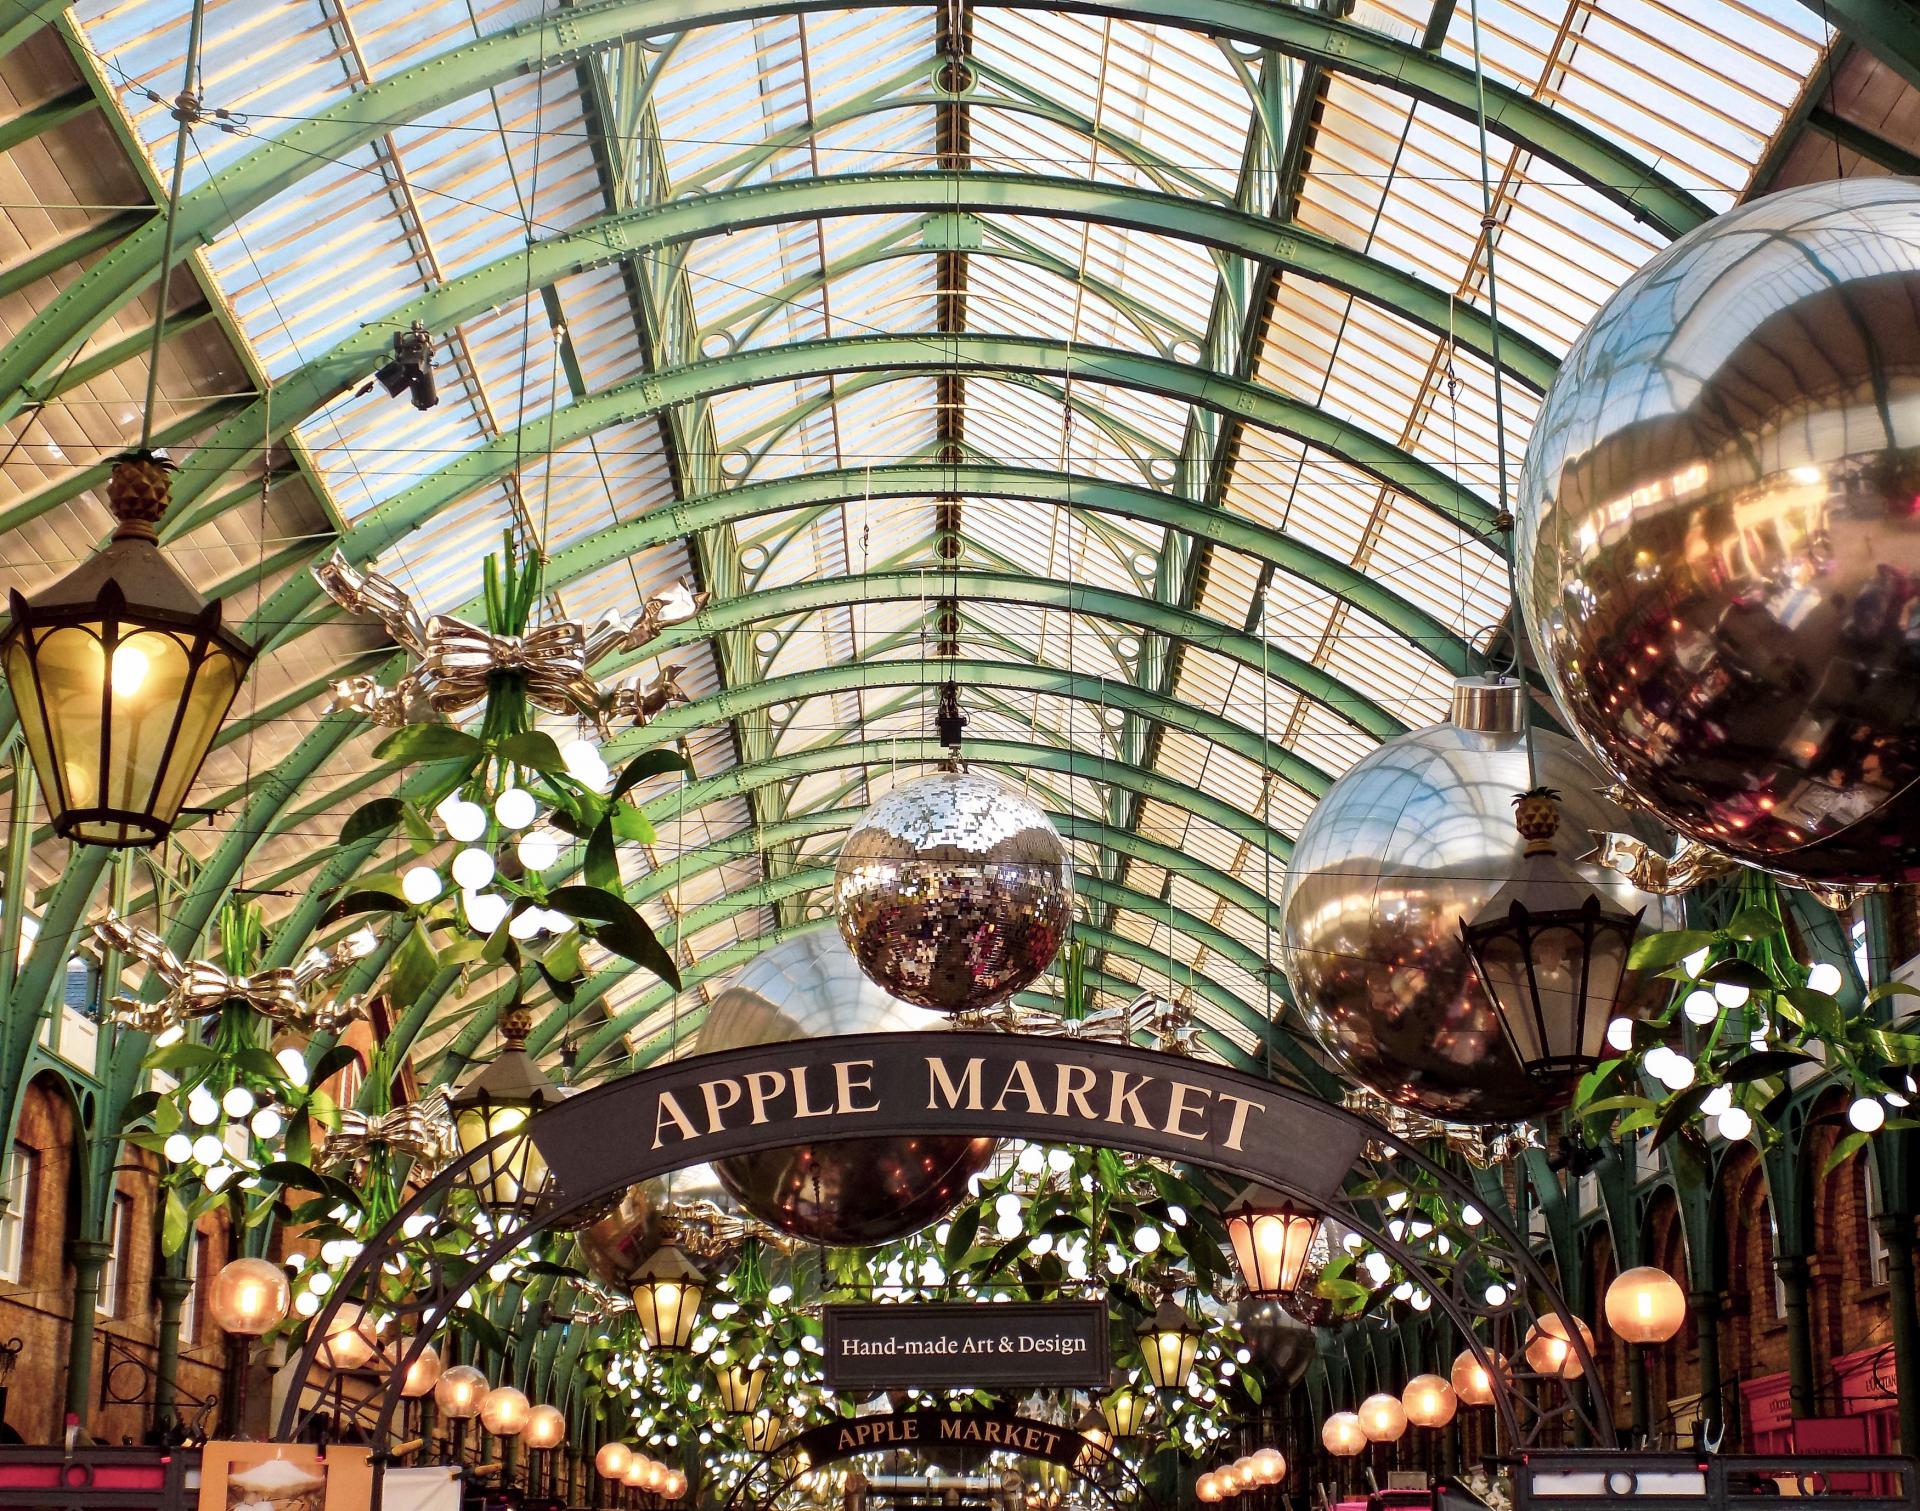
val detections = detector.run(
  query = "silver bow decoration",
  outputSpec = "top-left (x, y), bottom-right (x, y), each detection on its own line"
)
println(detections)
top-left (312, 551), bottom-right (705, 734)
top-left (320, 1089), bottom-right (459, 1177)
top-left (949, 993), bottom-right (1200, 1055)
top-left (1341, 1086), bottom-right (1537, 1169)
top-left (1582, 827), bottom-right (1877, 910)
top-left (94, 916), bottom-right (376, 1037)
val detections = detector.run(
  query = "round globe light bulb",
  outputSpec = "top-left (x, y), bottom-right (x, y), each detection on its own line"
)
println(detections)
top-left (1451, 1347), bottom-right (1498, 1406)
top-left (596, 1443), bottom-right (634, 1480)
top-left (434, 1364), bottom-right (489, 1419)
top-left (1700, 1086), bottom-right (1733, 1118)
top-left (1716, 1107), bottom-right (1754, 1141)
top-left (1606, 1016), bottom-right (1634, 1052)
top-left (1524, 1313), bottom-right (1596, 1379)
top-left (1851, 1097), bottom-right (1887, 1133)
top-left (508, 907), bottom-right (544, 940)
top-left (464, 891), bottom-right (509, 934)
top-left (644, 1460), bottom-right (669, 1492)
top-left (524, 1404), bottom-right (566, 1450)
top-left (208, 1257), bottom-right (291, 1336)
top-left (250, 1107), bottom-right (284, 1140)
top-left (221, 1085), bottom-right (256, 1120)
top-left (1196, 1474), bottom-right (1223, 1503)
top-left (516, 830), bottom-right (562, 872)
top-left (399, 1343), bottom-right (443, 1399)
top-left (663, 1470), bottom-right (688, 1500)
top-left (186, 1091), bottom-right (219, 1126)
top-left (1658, 1055), bottom-right (1697, 1091)
top-left (1358, 1392), bottom-right (1408, 1442)
top-left (1321, 1412), bottom-right (1366, 1457)
top-left (163, 1133), bottom-right (193, 1165)
top-left (401, 866), bottom-right (443, 905)
top-left (1402, 1373), bottom-right (1457, 1428)
top-left (450, 848), bottom-right (495, 891)
top-left (494, 789), bottom-right (537, 830)
top-left (1251, 1448), bottom-right (1285, 1484)
top-left (316, 1303), bottom-right (377, 1371)
top-left (1683, 990), bottom-right (1718, 1026)
top-left (1807, 962), bottom-right (1844, 996)
top-left (442, 799), bottom-right (487, 843)
top-left (191, 1134), bottom-right (223, 1166)
top-left (480, 1385), bottom-right (530, 1436)
top-left (1605, 1266), bottom-right (1687, 1345)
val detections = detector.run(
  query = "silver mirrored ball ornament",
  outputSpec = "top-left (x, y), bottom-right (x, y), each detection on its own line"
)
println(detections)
top-left (1518, 178), bottom-right (1920, 883)
top-left (697, 930), bottom-right (996, 1246)
top-left (834, 768), bottom-right (1074, 1013)
top-left (1280, 683), bottom-right (1681, 1122)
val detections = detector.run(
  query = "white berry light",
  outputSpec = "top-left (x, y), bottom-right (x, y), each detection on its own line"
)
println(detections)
top-left (451, 848), bottom-right (495, 890)
top-left (465, 891), bottom-right (510, 934)
top-left (441, 798), bottom-right (487, 843)
top-left (1716, 1108), bottom-right (1753, 1141)
top-left (1606, 1016), bottom-right (1635, 1052)
top-left (1849, 1097), bottom-right (1887, 1133)
top-left (1683, 990), bottom-right (1718, 1026)
top-left (1807, 961), bottom-right (1844, 996)
top-left (402, 865), bottom-right (443, 905)
top-left (494, 788), bottom-right (537, 830)
top-left (516, 830), bottom-right (562, 872)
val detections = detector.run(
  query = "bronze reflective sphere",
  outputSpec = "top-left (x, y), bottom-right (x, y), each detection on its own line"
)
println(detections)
top-left (699, 931), bottom-right (997, 1246)
top-left (1518, 178), bottom-right (1920, 883)
top-left (1280, 688), bottom-right (1681, 1122)
top-left (835, 768), bottom-right (1074, 1013)
top-left (1235, 1297), bottom-right (1316, 1387)
top-left (578, 1165), bottom-right (739, 1285)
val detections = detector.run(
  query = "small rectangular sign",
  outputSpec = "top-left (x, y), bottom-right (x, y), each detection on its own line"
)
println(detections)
top-left (822, 1301), bottom-right (1109, 1390)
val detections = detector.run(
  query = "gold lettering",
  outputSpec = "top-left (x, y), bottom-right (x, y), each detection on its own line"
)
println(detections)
top-left (1107, 1070), bottom-right (1154, 1128)
top-left (1053, 1063), bottom-right (1099, 1121)
top-left (836, 1059), bottom-right (880, 1115)
top-left (838, 1428), bottom-right (858, 1453)
top-left (1163, 1081), bottom-right (1210, 1140)
top-left (992, 1060), bottom-right (1046, 1115)
top-left (1215, 1091), bottom-right (1265, 1152)
top-left (746, 1069), bottom-right (787, 1125)
top-left (650, 1091), bottom-right (699, 1149)
top-left (792, 1063), bottom-right (832, 1119)
top-left (700, 1076), bottom-right (742, 1134)
top-left (927, 1056), bottom-right (985, 1111)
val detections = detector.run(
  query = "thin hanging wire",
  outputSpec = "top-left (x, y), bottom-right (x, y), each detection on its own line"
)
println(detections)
top-left (138, 0), bottom-right (210, 450)
top-left (1465, 0), bottom-right (1537, 788)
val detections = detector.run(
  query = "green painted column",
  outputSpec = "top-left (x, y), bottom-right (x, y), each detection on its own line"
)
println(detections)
top-left (1691, 1289), bottom-right (1724, 1442)
top-left (152, 1272), bottom-right (192, 1434)
top-left (1775, 1255), bottom-right (1817, 1419)
top-left (64, 1239), bottom-right (111, 1421)
top-left (1876, 1213), bottom-right (1920, 1454)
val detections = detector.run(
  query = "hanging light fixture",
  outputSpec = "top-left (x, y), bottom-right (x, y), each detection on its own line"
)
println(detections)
top-left (1604, 1266), bottom-right (1686, 1345)
top-left (714, 1359), bottom-right (768, 1415)
top-left (1223, 1189), bottom-right (1323, 1300)
top-left (1100, 1384), bottom-right (1150, 1439)
top-left (629, 1244), bottom-right (706, 1351)
top-left (1136, 1297), bottom-right (1201, 1389)
top-left (448, 1006), bottom-right (569, 1213)
top-left (1459, 789), bottom-right (1644, 1086)
top-left (2, 454), bottom-right (255, 847)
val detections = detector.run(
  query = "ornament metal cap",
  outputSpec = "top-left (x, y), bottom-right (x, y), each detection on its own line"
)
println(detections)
top-left (1449, 675), bottom-right (1524, 735)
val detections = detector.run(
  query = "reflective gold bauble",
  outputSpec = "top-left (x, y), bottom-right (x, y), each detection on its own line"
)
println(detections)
top-left (579, 1181), bottom-right (662, 1285)
top-left (699, 931), bottom-right (995, 1245)
top-left (1321, 1413), bottom-right (1366, 1457)
top-left (1281, 686), bottom-right (1678, 1122)
top-left (1401, 1374), bottom-right (1457, 1428)
top-left (1524, 1313), bottom-right (1597, 1379)
top-left (596, 1443), bottom-right (634, 1480)
top-left (834, 768), bottom-right (1073, 1012)
top-left (399, 1343), bottom-right (442, 1399)
top-left (1517, 179), bottom-right (1920, 884)
top-left (207, 1257), bottom-right (289, 1337)
top-left (1605, 1265), bottom-right (1687, 1345)
top-left (1358, 1392), bottom-right (1408, 1443)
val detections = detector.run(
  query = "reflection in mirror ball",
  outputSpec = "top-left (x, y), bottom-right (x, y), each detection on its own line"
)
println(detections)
top-left (1280, 713), bottom-right (1680, 1123)
top-left (1518, 179), bottom-right (1920, 882)
top-left (834, 768), bottom-right (1074, 1013)
top-left (579, 1164), bottom-right (737, 1285)
top-left (1236, 1297), bottom-right (1316, 1387)
top-left (697, 931), bottom-right (997, 1246)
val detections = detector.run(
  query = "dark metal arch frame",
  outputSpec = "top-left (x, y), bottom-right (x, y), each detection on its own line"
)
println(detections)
top-left (276, 1034), bottom-right (1612, 1457)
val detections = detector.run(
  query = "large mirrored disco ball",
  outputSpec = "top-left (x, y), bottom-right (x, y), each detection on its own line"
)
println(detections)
top-left (1518, 178), bottom-right (1920, 883)
top-left (1280, 681), bottom-right (1681, 1123)
top-left (697, 930), bottom-right (997, 1246)
top-left (578, 1164), bottom-right (737, 1286)
top-left (834, 767), bottom-right (1074, 1013)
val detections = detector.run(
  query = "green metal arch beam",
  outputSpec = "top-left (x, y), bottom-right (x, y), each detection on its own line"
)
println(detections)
top-left (595, 577), bottom-right (1400, 750)
top-left (0, 0), bottom-right (1697, 432)
top-left (105, 169), bottom-right (1558, 536)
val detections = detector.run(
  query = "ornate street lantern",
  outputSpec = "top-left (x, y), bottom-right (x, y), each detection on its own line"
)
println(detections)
top-left (1460, 790), bottom-right (1644, 1085)
top-left (1450, 1348), bottom-right (1498, 1407)
top-left (1252, 1449), bottom-right (1285, 1485)
top-left (448, 1006), bottom-right (569, 1213)
top-left (1523, 1313), bottom-right (1597, 1379)
top-left (1100, 1384), bottom-right (1150, 1439)
top-left (1136, 1297), bottom-right (1201, 1389)
top-left (743, 1412), bottom-right (780, 1452)
top-left (1, 454), bottom-right (255, 847)
top-left (630, 1244), bottom-right (706, 1351)
top-left (715, 1359), bottom-right (768, 1414)
top-left (399, 1343), bottom-right (443, 1399)
top-left (1223, 1190), bottom-right (1322, 1300)
top-left (1196, 1473), bottom-right (1224, 1503)
top-left (1073, 1405), bottom-right (1111, 1468)
top-left (1605, 1266), bottom-right (1686, 1345)
top-left (524, 1404), bottom-right (566, 1450)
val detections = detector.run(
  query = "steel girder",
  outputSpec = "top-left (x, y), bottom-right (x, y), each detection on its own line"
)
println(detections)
top-left (76, 169), bottom-right (1558, 539)
top-left (1800, 0), bottom-right (1920, 92)
top-left (0, 0), bottom-right (1700, 433)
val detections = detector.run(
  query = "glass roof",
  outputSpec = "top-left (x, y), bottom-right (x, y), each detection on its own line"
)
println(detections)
top-left (0, 0), bottom-right (1854, 1081)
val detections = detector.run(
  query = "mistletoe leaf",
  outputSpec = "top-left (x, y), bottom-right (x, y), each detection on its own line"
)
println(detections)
top-left (342, 796), bottom-right (406, 847)
top-left (1629, 929), bottom-right (1715, 971)
top-left (1701, 958), bottom-right (1775, 993)
top-left (1723, 1050), bottom-right (1816, 1082)
top-left (497, 731), bottom-right (569, 775)
top-left (374, 724), bottom-right (485, 765)
top-left (388, 921), bottom-right (437, 1008)
top-left (584, 819), bottom-right (619, 892)
top-left (1723, 906), bottom-right (1784, 942)
top-left (1823, 1129), bottom-right (1871, 1177)
top-left (1651, 1084), bottom-right (1712, 1148)
top-left (162, 1188), bottom-right (191, 1255)
top-left (610, 748), bottom-right (696, 805)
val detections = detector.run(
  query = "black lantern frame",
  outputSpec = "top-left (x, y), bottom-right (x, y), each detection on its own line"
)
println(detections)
top-left (629, 1243), bottom-right (706, 1352)
top-left (1136, 1297), bottom-right (1201, 1390)
top-left (448, 1006), bottom-right (570, 1216)
top-left (1223, 1191), bottom-right (1322, 1301)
